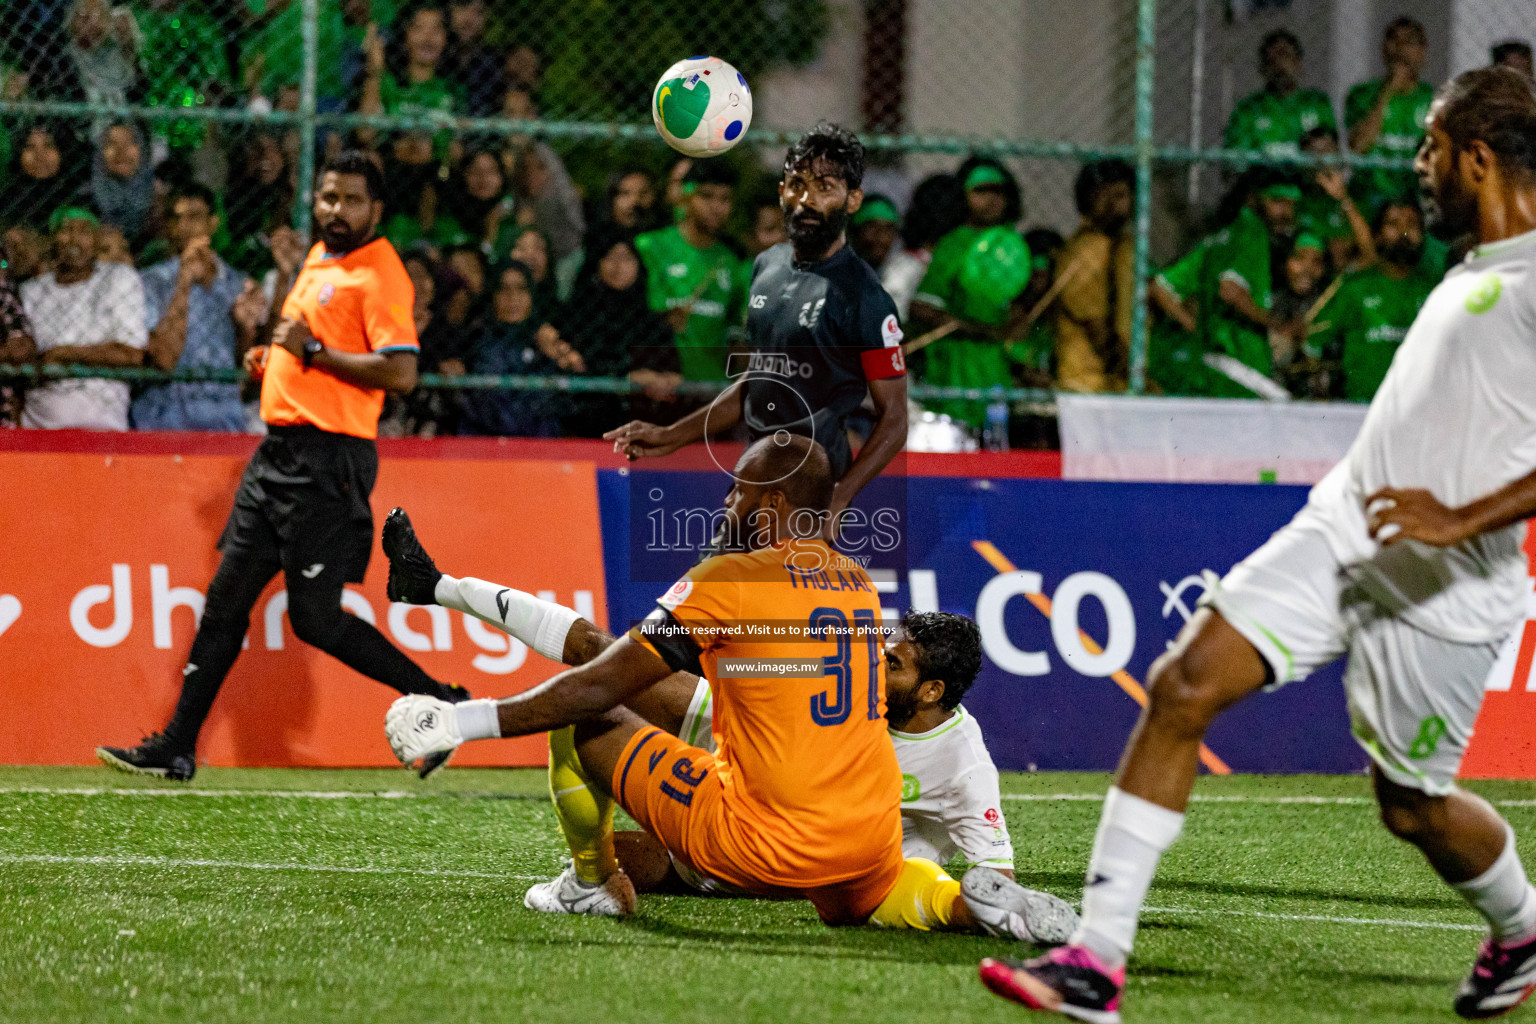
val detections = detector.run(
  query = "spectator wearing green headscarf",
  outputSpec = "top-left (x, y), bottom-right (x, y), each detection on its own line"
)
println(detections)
top-left (909, 160), bottom-right (1031, 429)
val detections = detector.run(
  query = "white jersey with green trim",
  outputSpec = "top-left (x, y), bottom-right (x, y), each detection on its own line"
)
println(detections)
top-left (891, 705), bottom-right (1015, 870)
top-left (1299, 227), bottom-right (1536, 644)
top-left (678, 684), bottom-right (1015, 871)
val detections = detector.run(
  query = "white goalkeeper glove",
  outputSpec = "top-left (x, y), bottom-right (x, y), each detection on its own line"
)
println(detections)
top-left (385, 694), bottom-right (463, 767)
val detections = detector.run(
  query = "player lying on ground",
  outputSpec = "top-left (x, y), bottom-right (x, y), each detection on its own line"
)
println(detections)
top-left (383, 434), bottom-right (1075, 940)
top-left (981, 67), bottom-right (1536, 1023)
top-left (380, 504), bottom-right (1021, 892)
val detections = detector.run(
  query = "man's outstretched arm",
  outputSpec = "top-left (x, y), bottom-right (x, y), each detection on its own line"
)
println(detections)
top-left (603, 379), bottom-right (743, 460)
top-left (490, 637), bottom-right (675, 737)
top-left (387, 635), bottom-right (674, 765)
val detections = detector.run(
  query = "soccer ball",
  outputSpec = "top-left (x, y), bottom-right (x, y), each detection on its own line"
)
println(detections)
top-left (652, 56), bottom-right (752, 158)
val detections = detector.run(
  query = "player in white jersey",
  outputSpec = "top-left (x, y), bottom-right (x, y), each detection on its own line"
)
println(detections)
top-left (987, 67), bottom-right (1536, 1022)
top-left (658, 610), bottom-right (1017, 880)
top-left (380, 513), bottom-right (1076, 942)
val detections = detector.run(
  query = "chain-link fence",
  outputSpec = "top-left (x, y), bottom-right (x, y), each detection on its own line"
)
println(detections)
top-left (0, 0), bottom-right (1530, 440)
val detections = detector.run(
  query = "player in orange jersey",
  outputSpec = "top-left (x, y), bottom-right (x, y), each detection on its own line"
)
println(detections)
top-left (385, 434), bottom-right (1076, 939)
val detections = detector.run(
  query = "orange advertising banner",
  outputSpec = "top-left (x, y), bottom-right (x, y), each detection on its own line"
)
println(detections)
top-left (0, 434), bottom-right (609, 769)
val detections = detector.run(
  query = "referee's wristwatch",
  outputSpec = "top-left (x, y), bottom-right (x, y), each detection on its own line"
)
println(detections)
top-left (301, 336), bottom-right (324, 370)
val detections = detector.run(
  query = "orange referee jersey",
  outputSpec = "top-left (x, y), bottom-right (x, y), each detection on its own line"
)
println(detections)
top-left (631, 539), bottom-right (904, 888)
top-left (260, 237), bottom-right (419, 439)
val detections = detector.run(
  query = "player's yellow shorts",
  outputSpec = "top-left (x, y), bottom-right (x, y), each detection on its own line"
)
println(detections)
top-left (612, 725), bottom-right (904, 925)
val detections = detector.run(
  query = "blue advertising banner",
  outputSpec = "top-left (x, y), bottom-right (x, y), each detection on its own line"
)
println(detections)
top-left (596, 468), bottom-right (1365, 776)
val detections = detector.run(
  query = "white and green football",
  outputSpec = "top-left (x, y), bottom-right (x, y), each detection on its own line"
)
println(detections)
top-left (651, 56), bottom-right (752, 157)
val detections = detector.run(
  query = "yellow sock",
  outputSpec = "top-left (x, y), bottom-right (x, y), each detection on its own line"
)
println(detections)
top-left (547, 725), bottom-right (617, 884)
top-left (868, 857), bottom-right (963, 931)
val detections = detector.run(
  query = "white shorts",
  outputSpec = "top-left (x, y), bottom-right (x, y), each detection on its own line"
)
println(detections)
top-left (1203, 520), bottom-right (1502, 796)
top-left (679, 677), bottom-right (716, 754)
top-left (671, 678), bottom-right (733, 894)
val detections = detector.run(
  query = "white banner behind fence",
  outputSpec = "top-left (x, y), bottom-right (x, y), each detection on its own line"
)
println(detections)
top-left (1058, 394), bottom-right (1369, 484)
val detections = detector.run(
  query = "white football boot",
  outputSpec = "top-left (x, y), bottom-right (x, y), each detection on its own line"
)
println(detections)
top-left (524, 864), bottom-right (637, 918)
top-left (960, 865), bottom-right (1079, 945)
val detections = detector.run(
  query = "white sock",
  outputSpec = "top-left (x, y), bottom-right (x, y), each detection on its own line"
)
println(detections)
top-left (1072, 786), bottom-right (1186, 969)
top-left (434, 575), bottom-right (580, 662)
top-left (1453, 823), bottom-right (1536, 945)
top-left (453, 698), bottom-right (502, 742)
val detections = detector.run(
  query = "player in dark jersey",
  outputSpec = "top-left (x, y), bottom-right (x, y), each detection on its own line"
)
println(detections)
top-left (605, 122), bottom-right (908, 524)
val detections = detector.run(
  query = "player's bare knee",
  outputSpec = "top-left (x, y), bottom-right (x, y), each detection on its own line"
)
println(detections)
top-left (1377, 787), bottom-right (1443, 844)
top-left (572, 707), bottom-right (629, 748)
top-left (1145, 651), bottom-right (1225, 737)
top-left (563, 620), bottom-right (615, 666)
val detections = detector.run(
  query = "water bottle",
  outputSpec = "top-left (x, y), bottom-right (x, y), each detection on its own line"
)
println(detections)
top-left (983, 395), bottom-right (1010, 452)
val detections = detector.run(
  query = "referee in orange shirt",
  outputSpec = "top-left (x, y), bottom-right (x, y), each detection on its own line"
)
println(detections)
top-left (98, 151), bottom-right (469, 781)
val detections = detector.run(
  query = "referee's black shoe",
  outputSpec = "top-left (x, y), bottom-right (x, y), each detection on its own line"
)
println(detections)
top-left (96, 733), bottom-right (196, 781)
top-left (383, 507), bottom-right (443, 605)
top-left (418, 684), bottom-right (473, 780)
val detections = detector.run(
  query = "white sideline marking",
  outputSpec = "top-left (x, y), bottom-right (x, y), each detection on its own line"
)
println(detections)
top-left (4, 786), bottom-right (1535, 809)
top-left (1000, 793), bottom-right (1373, 805)
top-left (0, 854), bottom-right (1487, 935)
top-left (998, 793), bottom-right (1536, 808)
top-left (0, 787), bottom-right (531, 800)
top-left (0, 853), bottom-right (544, 882)
top-left (1144, 904), bottom-right (1484, 932)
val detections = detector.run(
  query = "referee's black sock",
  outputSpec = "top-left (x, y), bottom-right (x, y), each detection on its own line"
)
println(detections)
top-left (287, 585), bottom-right (446, 696)
top-left (163, 549), bottom-right (282, 751)
top-left (162, 624), bottom-right (248, 751)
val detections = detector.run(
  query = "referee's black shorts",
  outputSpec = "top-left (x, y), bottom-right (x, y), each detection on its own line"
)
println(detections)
top-left (218, 424), bottom-right (378, 583)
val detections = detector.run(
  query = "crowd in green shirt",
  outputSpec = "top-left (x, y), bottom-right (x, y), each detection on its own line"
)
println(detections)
top-left (1137, 17), bottom-right (1453, 403)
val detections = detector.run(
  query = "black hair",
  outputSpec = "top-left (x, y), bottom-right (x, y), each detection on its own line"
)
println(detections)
top-left (1371, 198), bottom-right (1424, 234)
top-left (1260, 28), bottom-right (1302, 60)
top-left (900, 611), bottom-right (983, 711)
top-left (497, 258), bottom-right (535, 286)
top-left (1385, 16), bottom-right (1426, 44)
top-left (955, 154), bottom-right (1023, 225)
top-left (903, 173), bottom-right (967, 249)
top-left (321, 150), bottom-right (386, 201)
top-left (739, 434), bottom-right (834, 513)
top-left (1435, 66), bottom-right (1536, 178)
top-left (602, 165), bottom-right (657, 227)
top-left (1492, 40), bottom-right (1533, 65)
top-left (168, 181), bottom-right (218, 213)
top-left (752, 187), bottom-right (783, 211)
top-left (1299, 125), bottom-right (1339, 151)
top-left (682, 159), bottom-right (739, 190)
top-left (388, 1), bottom-right (448, 78)
top-left (576, 222), bottom-right (644, 293)
top-left (1074, 158), bottom-right (1135, 216)
top-left (784, 121), bottom-right (865, 191)
top-left (1024, 227), bottom-right (1065, 258)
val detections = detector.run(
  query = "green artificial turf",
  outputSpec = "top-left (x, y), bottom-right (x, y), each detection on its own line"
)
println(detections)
top-left (3, 766), bottom-right (1535, 1023)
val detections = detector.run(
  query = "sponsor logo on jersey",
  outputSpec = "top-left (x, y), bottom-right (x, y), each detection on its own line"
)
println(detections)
top-left (881, 314), bottom-right (903, 348)
top-left (1466, 273), bottom-right (1503, 315)
top-left (900, 773), bottom-right (921, 801)
top-left (798, 298), bottom-right (826, 329)
top-left (318, 283), bottom-right (335, 306)
top-left (745, 350), bottom-right (815, 379)
top-left (984, 807), bottom-right (1000, 824)
top-left (667, 263), bottom-right (689, 278)
top-left (658, 578), bottom-right (693, 610)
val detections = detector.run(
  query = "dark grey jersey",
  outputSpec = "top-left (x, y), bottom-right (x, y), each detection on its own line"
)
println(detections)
top-left (740, 243), bottom-right (906, 479)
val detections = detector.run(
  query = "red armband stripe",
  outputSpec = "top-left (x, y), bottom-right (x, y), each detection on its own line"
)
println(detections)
top-left (861, 346), bottom-right (906, 380)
